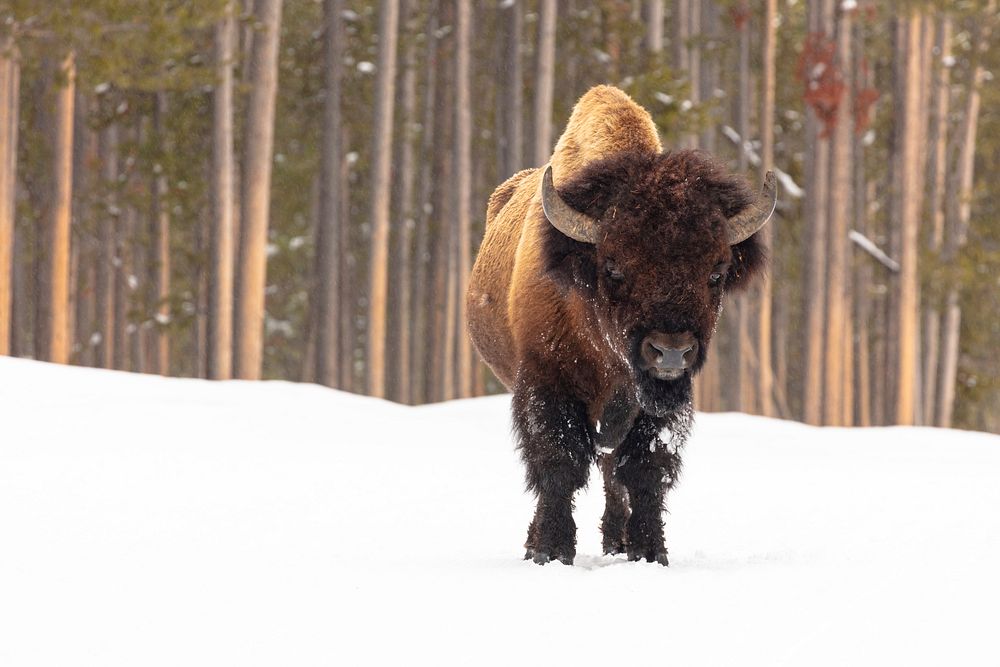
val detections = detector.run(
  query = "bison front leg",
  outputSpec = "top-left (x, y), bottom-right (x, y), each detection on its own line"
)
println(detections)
top-left (614, 413), bottom-right (681, 565)
top-left (599, 455), bottom-right (630, 555)
top-left (512, 383), bottom-right (593, 565)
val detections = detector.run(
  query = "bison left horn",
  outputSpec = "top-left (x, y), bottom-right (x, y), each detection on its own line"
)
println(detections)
top-left (727, 171), bottom-right (777, 246)
top-left (541, 165), bottom-right (600, 244)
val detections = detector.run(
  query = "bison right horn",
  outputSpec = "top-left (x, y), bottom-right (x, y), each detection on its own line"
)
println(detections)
top-left (541, 165), bottom-right (601, 245)
top-left (727, 170), bottom-right (777, 246)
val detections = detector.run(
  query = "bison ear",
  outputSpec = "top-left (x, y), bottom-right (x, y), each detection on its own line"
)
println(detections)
top-left (725, 234), bottom-right (767, 292)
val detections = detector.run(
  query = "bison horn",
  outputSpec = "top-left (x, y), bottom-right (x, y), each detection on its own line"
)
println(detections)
top-left (727, 170), bottom-right (778, 246)
top-left (541, 165), bottom-right (600, 244)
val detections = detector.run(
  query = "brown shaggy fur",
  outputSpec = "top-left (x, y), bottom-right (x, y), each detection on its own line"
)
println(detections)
top-left (467, 85), bottom-right (770, 566)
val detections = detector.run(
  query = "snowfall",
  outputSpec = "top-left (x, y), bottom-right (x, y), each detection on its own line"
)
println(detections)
top-left (2, 357), bottom-right (1000, 666)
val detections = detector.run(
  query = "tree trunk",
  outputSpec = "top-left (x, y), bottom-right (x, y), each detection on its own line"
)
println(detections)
top-left (895, 13), bottom-right (923, 426)
top-left (937, 7), bottom-right (990, 427)
top-left (387, 0), bottom-right (419, 403)
top-left (646, 0), bottom-right (664, 55)
top-left (823, 5), bottom-right (853, 426)
top-left (734, 2), bottom-right (751, 413)
top-left (454, 0), bottom-right (473, 398)
top-left (410, 0), bottom-right (438, 404)
top-left (922, 15), bottom-right (951, 424)
top-left (757, 0), bottom-right (777, 417)
top-left (209, 3), bottom-right (236, 380)
top-left (96, 118), bottom-right (118, 369)
top-left (41, 51), bottom-right (75, 364)
top-left (315, 0), bottom-right (344, 388)
top-left (365, 0), bottom-right (400, 397)
top-left (802, 0), bottom-right (831, 425)
top-left (234, 0), bottom-right (283, 380)
top-left (502, 0), bottom-right (523, 177)
top-left (0, 39), bottom-right (18, 356)
top-left (152, 93), bottom-right (170, 375)
top-left (533, 0), bottom-right (556, 166)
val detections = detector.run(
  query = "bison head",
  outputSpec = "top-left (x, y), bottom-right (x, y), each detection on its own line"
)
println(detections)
top-left (540, 150), bottom-right (776, 417)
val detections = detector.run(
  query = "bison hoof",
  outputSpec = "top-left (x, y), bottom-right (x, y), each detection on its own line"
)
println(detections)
top-left (526, 550), bottom-right (573, 565)
top-left (602, 536), bottom-right (629, 556)
top-left (628, 549), bottom-right (670, 566)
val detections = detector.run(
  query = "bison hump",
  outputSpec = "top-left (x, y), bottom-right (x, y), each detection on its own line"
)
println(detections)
top-left (549, 85), bottom-right (662, 186)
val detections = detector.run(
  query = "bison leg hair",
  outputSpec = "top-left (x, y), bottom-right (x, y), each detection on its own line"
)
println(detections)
top-left (614, 412), bottom-right (682, 566)
top-left (512, 382), bottom-right (593, 565)
top-left (599, 455), bottom-right (630, 555)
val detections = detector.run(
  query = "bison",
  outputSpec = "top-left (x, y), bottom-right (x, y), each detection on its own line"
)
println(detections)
top-left (467, 85), bottom-right (776, 566)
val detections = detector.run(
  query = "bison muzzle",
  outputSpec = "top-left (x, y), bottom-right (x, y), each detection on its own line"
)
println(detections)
top-left (467, 85), bottom-right (776, 566)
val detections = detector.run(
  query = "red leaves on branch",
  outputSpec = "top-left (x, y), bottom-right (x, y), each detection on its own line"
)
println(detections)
top-left (797, 31), bottom-right (844, 138)
top-left (729, 2), bottom-right (750, 31)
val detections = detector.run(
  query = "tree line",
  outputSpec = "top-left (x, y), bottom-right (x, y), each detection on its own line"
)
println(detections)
top-left (0, 0), bottom-right (997, 432)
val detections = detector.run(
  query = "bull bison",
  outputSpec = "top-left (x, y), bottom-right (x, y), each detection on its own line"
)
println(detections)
top-left (467, 85), bottom-right (776, 566)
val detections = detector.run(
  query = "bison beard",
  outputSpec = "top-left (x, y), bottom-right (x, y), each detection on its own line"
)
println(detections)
top-left (466, 85), bottom-right (774, 566)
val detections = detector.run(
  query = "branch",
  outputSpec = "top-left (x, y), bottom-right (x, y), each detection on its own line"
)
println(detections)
top-left (721, 125), bottom-right (803, 198)
top-left (849, 230), bottom-right (899, 272)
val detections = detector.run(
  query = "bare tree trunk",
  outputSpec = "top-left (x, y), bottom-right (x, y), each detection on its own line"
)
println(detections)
top-left (338, 125), bottom-right (354, 391)
top-left (757, 0), bottom-right (777, 417)
top-left (533, 0), bottom-right (556, 165)
top-left (208, 3), bottom-right (235, 380)
top-left (922, 15), bottom-right (951, 424)
top-left (454, 0), bottom-right (473, 398)
top-left (646, 0), bottom-right (664, 55)
top-left (937, 6), bottom-right (991, 427)
top-left (40, 51), bottom-right (75, 364)
top-left (895, 12), bottom-right (923, 426)
top-left (734, 2), bottom-right (751, 413)
top-left (387, 0), bottom-right (418, 403)
top-left (96, 119), bottom-right (118, 369)
top-left (411, 0), bottom-right (438, 404)
top-left (0, 39), bottom-right (18, 356)
top-left (502, 0), bottom-right (523, 177)
top-left (823, 4), bottom-right (853, 426)
top-left (802, 0), bottom-right (831, 425)
top-left (672, 0), bottom-right (689, 73)
top-left (315, 0), bottom-right (344, 388)
top-left (152, 93), bottom-right (170, 375)
top-left (365, 0), bottom-right (400, 397)
top-left (234, 0), bottom-right (283, 380)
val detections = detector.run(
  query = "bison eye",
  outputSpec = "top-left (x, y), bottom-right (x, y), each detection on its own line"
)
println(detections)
top-left (708, 262), bottom-right (729, 288)
top-left (606, 262), bottom-right (625, 281)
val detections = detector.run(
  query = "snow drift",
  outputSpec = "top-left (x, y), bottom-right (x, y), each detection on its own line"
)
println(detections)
top-left (2, 357), bottom-right (999, 666)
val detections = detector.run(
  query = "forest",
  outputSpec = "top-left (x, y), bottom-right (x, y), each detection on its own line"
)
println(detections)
top-left (0, 0), bottom-right (997, 432)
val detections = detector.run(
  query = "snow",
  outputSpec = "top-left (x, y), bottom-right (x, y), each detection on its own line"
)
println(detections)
top-left (2, 357), bottom-right (1000, 666)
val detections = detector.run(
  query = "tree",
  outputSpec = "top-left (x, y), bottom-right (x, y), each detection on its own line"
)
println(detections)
top-left (922, 15), bottom-right (952, 424)
top-left (757, 0), bottom-right (777, 417)
top-left (314, 0), bottom-right (344, 389)
top-left (802, 0), bottom-right (832, 425)
top-left (0, 37), bottom-right (19, 356)
top-left (533, 0), bottom-right (556, 166)
top-left (40, 50), bottom-right (75, 364)
top-left (208, 2), bottom-right (235, 380)
top-left (454, 0), bottom-right (472, 398)
top-left (895, 12), bottom-right (924, 425)
top-left (823, 3), bottom-right (854, 425)
top-left (938, 4), bottom-right (992, 427)
top-left (234, 0), bottom-right (283, 380)
top-left (366, 0), bottom-right (400, 398)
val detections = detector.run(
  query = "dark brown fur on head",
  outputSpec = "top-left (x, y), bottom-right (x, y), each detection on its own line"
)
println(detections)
top-left (541, 149), bottom-right (766, 409)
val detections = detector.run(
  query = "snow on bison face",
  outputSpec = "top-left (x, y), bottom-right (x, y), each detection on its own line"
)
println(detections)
top-left (540, 149), bottom-right (775, 416)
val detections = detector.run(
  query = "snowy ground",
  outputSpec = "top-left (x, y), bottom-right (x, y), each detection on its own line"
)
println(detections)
top-left (2, 357), bottom-right (999, 666)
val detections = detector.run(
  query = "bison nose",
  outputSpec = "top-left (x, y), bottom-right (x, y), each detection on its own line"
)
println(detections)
top-left (640, 332), bottom-right (699, 372)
